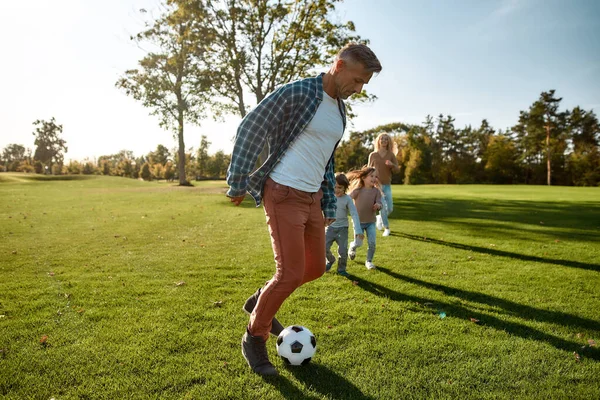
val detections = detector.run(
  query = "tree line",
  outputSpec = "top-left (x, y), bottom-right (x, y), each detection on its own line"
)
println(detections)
top-left (3, 90), bottom-right (598, 186)
top-left (1, 127), bottom-right (229, 181)
top-left (336, 90), bottom-right (599, 186)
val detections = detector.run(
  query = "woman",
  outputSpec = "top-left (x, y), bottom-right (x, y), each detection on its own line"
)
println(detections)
top-left (368, 133), bottom-right (399, 237)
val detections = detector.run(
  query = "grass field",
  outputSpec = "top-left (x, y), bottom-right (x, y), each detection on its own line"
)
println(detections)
top-left (1, 172), bottom-right (599, 399)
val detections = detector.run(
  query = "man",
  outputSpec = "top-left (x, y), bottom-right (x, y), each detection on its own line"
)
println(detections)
top-left (227, 43), bottom-right (382, 375)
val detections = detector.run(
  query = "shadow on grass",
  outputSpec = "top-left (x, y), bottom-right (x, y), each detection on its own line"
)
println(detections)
top-left (343, 272), bottom-right (600, 361)
top-left (377, 267), bottom-right (600, 332)
top-left (392, 232), bottom-right (600, 272)
top-left (264, 362), bottom-right (374, 400)
top-left (389, 197), bottom-right (600, 243)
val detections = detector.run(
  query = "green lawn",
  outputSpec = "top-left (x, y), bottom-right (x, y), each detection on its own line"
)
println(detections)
top-left (1, 173), bottom-right (599, 399)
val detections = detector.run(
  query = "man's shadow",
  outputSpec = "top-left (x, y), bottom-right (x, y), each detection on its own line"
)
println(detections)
top-left (264, 362), bottom-right (375, 400)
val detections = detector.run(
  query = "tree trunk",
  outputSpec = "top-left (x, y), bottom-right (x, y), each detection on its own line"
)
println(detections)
top-left (177, 109), bottom-right (189, 186)
top-left (546, 124), bottom-right (551, 186)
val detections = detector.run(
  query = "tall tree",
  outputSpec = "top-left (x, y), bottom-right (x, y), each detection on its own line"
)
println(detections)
top-left (513, 90), bottom-right (567, 185)
top-left (116, 3), bottom-right (211, 186)
top-left (193, 0), bottom-right (364, 118)
top-left (32, 117), bottom-right (68, 167)
top-left (197, 135), bottom-right (211, 178)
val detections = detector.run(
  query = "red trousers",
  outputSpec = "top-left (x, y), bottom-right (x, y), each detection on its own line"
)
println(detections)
top-left (249, 178), bottom-right (326, 340)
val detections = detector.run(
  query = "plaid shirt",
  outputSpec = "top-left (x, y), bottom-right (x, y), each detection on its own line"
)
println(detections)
top-left (226, 74), bottom-right (346, 218)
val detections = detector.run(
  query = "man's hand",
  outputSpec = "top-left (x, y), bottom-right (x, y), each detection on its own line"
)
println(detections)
top-left (356, 234), bottom-right (364, 240)
top-left (230, 195), bottom-right (246, 206)
top-left (372, 203), bottom-right (382, 211)
top-left (385, 160), bottom-right (394, 167)
top-left (324, 218), bottom-right (336, 227)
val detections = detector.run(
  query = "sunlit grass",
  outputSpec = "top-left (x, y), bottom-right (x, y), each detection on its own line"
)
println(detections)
top-left (1, 173), bottom-right (598, 399)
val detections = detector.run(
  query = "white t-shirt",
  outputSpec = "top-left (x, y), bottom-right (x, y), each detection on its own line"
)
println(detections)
top-left (270, 91), bottom-right (343, 192)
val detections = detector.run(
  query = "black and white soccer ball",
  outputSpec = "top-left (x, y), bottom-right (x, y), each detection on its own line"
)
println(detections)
top-left (276, 325), bottom-right (317, 366)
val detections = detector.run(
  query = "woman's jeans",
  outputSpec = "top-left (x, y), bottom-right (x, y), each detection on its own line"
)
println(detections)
top-left (379, 184), bottom-right (393, 228)
top-left (349, 222), bottom-right (377, 262)
top-left (325, 226), bottom-right (349, 272)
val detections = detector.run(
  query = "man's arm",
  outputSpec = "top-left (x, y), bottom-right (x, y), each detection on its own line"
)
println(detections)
top-left (226, 87), bottom-right (289, 198)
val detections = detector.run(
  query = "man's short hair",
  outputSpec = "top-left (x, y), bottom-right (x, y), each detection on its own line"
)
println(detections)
top-left (337, 43), bottom-right (382, 73)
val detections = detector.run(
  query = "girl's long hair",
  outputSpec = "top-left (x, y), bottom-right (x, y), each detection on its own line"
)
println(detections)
top-left (374, 133), bottom-right (399, 156)
top-left (347, 166), bottom-right (376, 191)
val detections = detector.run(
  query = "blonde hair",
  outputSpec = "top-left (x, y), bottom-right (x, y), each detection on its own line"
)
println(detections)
top-left (347, 166), bottom-right (376, 191)
top-left (374, 133), bottom-right (398, 155)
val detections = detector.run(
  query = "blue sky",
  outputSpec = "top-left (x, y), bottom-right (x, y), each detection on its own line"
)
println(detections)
top-left (1, 0), bottom-right (599, 161)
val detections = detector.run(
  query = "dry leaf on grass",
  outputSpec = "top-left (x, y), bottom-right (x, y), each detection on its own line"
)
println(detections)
top-left (175, 281), bottom-right (185, 286)
top-left (573, 352), bottom-right (581, 362)
top-left (588, 339), bottom-right (597, 347)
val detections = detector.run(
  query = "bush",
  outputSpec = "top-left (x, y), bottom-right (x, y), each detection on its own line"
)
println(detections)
top-left (140, 162), bottom-right (152, 181)
top-left (82, 162), bottom-right (97, 175)
top-left (52, 164), bottom-right (64, 175)
top-left (17, 160), bottom-right (35, 173)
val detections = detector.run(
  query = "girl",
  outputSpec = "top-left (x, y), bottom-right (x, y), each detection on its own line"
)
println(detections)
top-left (347, 167), bottom-right (382, 270)
top-left (325, 173), bottom-right (363, 276)
top-left (368, 133), bottom-right (399, 237)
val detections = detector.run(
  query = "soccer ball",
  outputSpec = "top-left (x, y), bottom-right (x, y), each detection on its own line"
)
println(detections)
top-left (276, 325), bottom-right (317, 366)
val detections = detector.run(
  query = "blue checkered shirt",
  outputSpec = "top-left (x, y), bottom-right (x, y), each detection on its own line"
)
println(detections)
top-left (226, 74), bottom-right (346, 218)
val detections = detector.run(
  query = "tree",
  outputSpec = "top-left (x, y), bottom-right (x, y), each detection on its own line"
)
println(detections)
top-left (197, 135), bottom-right (210, 177)
top-left (472, 119), bottom-right (495, 181)
top-left (206, 150), bottom-right (230, 177)
top-left (194, 0), bottom-right (364, 117)
top-left (140, 162), bottom-right (152, 181)
top-left (147, 144), bottom-right (171, 165)
top-left (334, 130), bottom-right (371, 173)
top-left (186, 0), bottom-right (373, 163)
top-left (566, 107), bottom-right (600, 186)
top-left (485, 135), bottom-right (519, 184)
top-left (116, 3), bottom-right (211, 186)
top-left (513, 90), bottom-right (568, 185)
top-left (401, 125), bottom-right (433, 184)
top-left (32, 117), bottom-right (68, 168)
top-left (1, 144), bottom-right (29, 172)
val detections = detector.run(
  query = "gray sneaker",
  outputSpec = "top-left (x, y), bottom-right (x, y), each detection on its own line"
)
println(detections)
top-left (241, 329), bottom-right (278, 376)
top-left (243, 289), bottom-right (284, 336)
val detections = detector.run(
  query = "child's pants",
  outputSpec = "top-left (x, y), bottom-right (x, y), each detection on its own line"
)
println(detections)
top-left (349, 222), bottom-right (377, 262)
top-left (249, 178), bottom-right (326, 340)
top-left (325, 226), bottom-right (349, 272)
